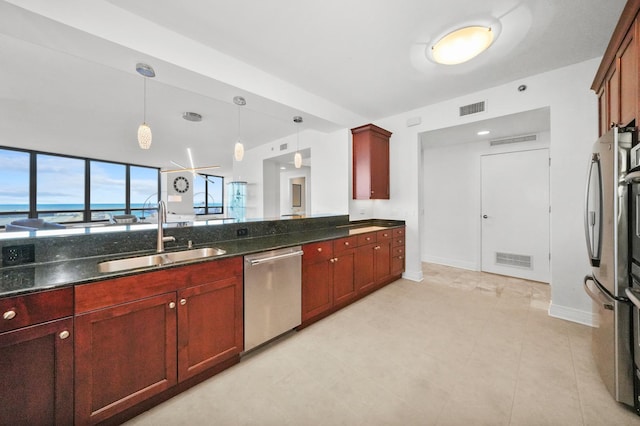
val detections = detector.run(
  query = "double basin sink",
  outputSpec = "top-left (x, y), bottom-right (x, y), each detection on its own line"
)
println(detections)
top-left (98, 247), bottom-right (226, 273)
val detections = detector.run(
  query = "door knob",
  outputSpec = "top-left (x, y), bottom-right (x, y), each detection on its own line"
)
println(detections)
top-left (482, 215), bottom-right (488, 219)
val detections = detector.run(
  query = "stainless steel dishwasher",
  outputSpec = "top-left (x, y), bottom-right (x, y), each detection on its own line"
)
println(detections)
top-left (244, 246), bottom-right (303, 352)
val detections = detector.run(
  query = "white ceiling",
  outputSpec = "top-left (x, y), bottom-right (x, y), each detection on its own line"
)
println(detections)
top-left (0, 0), bottom-right (627, 173)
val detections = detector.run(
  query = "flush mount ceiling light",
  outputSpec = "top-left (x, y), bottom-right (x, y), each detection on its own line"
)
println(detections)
top-left (431, 26), bottom-right (495, 65)
top-left (233, 96), bottom-right (246, 161)
top-left (136, 63), bottom-right (155, 149)
top-left (182, 111), bottom-right (202, 122)
top-left (293, 116), bottom-right (303, 168)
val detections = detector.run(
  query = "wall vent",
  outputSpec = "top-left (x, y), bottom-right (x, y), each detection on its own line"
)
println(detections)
top-left (489, 134), bottom-right (537, 146)
top-left (495, 252), bottom-right (532, 269)
top-left (280, 143), bottom-right (288, 151)
top-left (459, 101), bottom-right (485, 116)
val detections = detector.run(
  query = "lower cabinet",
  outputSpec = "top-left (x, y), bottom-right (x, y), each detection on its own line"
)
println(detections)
top-left (0, 317), bottom-right (74, 426)
top-left (302, 237), bottom-right (358, 322)
top-left (0, 287), bottom-right (74, 426)
top-left (74, 257), bottom-right (243, 425)
top-left (303, 227), bottom-right (405, 326)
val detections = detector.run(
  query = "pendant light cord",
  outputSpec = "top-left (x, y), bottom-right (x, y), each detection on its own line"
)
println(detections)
top-left (143, 77), bottom-right (147, 124)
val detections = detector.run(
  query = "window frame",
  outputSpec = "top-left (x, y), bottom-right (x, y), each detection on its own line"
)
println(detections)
top-left (0, 146), bottom-right (160, 227)
top-left (193, 173), bottom-right (224, 216)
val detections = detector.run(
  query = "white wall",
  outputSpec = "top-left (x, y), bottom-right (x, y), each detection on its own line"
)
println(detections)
top-left (421, 133), bottom-right (550, 271)
top-left (234, 128), bottom-right (350, 218)
top-left (363, 58), bottom-right (599, 325)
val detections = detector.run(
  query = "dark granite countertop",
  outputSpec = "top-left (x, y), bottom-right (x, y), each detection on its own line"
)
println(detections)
top-left (0, 220), bottom-right (404, 299)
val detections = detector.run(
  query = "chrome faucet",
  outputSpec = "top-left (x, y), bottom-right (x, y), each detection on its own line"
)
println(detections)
top-left (157, 200), bottom-right (176, 253)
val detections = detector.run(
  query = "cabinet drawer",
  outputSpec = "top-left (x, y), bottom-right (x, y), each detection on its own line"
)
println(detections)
top-left (357, 232), bottom-right (377, 246)
top-left (0, 287), bottom-right (73, 333)
top-left (393, 237), bottom-right (405, 247)
top-left (394, 227), bottom-right (405, 238)
top-left (392, 246), bottom-right (405, 257)
top-left (377, 229), bottom-right (393, 240)
top-left (303, 241), bottom-right (333, 264)
top-left (333, 236), bottom-right (357, 254)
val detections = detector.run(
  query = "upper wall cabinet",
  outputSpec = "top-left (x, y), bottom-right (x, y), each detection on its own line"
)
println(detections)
top-left (592, 0), bottom-right (640, 135)
top-left (351, 124), bottom-right (392, 200)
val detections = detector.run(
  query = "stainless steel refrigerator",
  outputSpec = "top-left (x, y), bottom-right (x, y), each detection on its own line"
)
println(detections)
top-left (584, 127), bottom-right (634, 407)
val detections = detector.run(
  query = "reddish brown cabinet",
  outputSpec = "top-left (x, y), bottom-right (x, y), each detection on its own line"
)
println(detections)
top-left (391, 227), bottom-right (406, 276)
top-left (592, 1), bottom-right (640, 134)
top-left (0, 288), bottom-right (74, 426)
top-left (302, 237), bottom-right (358, 323)
top-left (74, 257), bottom-right (243, 425)
top-left (352, 124), bottom-right (392, 200)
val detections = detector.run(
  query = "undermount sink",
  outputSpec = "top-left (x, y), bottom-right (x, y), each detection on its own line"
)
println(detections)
top-left (97, 247), bottom-right (227, 273)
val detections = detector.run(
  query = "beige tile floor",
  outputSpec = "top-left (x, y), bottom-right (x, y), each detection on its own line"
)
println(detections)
top-left (125, 263), bottom-right (640, 425)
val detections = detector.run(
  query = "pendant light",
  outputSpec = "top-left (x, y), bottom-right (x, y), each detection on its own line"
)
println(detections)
top-left (293, 116), bottom-right (303, 168)
top-left (233, 96), bottom-right (246, 161)
top-left (136, 63), bottom-right (155, 149)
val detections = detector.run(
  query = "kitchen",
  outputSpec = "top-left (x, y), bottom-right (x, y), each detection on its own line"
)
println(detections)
top-left (1, 0), bottom-right (639, 424)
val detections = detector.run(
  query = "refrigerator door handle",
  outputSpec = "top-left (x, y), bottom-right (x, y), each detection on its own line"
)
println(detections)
top-left (584, 275), bottom-right (614, 310)
top-left (584, 275), bottom-right (631, 308)
top-left (584, 153), bottom-right (603, 267)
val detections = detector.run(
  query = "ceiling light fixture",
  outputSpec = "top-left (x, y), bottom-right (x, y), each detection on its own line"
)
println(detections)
top-left (233, 96), bottom-right (246, 161)
top-left (182, 112), bottom-right (202, 122)
top-left (431, 26), bottom-right (494, 65)
top-left (136, 63), bottom-right (155, 149)
top-left (477, 130), bottom-right (491, 136)
top-left (293, 116), bottom-right (303, 168)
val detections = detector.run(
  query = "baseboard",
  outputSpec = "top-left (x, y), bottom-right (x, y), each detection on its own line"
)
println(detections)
top-left (548, 302), bottom-right (595, 327)
top-left (422, 255), bottom-right (477, 272)
top-left (402, 269), bottom-right (423, 282)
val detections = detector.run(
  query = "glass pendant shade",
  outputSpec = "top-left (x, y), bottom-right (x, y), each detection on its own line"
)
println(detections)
top-left (432, 26), bottom-right (493, 65)
top-left (138, 123), bottom-right (152, 149)
top-left (234, 141), bottom-right (244, 161)
top-left (294, 152), bottom-right (302, 168)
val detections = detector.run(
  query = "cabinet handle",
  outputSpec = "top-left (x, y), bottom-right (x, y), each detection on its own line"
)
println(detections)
top-left (374, 246), bottom-right (381, 250)
top-left (180, 298), bottom-right (187, 306)
top-left (344, 242), bottom-right (350, 246)
top-left (383, 233), bottom-right (388, 237)
top-left (59, 330), bottom-right (70, 340)
top-left (169, 302), bottom-right (176, 309)
top-left (3, 310), bottom-right (16, 320)
top-left (365, 237), bottom-right (371, 241)
top-left (334, 257), bottom-right (339, 262)
top-left (317, 247), bottom-right (322, 252)
top-left (399, 256), bottom-right (404, 260)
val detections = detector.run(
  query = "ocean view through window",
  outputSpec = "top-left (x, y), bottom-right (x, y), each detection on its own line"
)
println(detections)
top-left (0, 147), bottom-right (159, 227)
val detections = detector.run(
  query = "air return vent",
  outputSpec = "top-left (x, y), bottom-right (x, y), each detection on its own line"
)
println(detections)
top-left (495, 252), bottom-right (532, 269)
top-left (280, 143), bottom-right (288, 151)
top-left (459, 101), bottom-right (485, 116)
top-left (490, 134), bottom-right (537, 146)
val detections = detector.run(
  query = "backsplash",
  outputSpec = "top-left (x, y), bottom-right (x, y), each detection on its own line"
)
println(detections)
top-left (0, 215), bottom-right (350, 267)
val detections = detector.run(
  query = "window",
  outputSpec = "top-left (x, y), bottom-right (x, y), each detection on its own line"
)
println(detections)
top-left (37, 154), bottom-right (85, 223)
top-left (193, 174), bottom-right (224, 215)
top-left (90, 161), bottom-right (126, 221)
top-left (130, 166), bottom-right (159, 220)
top-left (0, 148), bottom-right (30, 226)
top-left (0, 146), bottom-right (159, 227)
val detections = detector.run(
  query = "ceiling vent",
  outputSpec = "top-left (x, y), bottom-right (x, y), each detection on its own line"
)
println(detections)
top-left (489, 134), bottom-right (537, 146)
top-left (280, 143), bottom-right (288, 151)
top-left (459, 101), bottom-right (485, 116)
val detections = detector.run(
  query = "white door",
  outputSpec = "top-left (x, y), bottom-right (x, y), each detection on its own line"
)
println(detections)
top-left (481, 149), bottom-right (550, 282)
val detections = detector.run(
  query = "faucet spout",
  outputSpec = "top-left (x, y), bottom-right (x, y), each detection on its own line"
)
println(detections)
top-left (157, 200), bottom-right (176, 253)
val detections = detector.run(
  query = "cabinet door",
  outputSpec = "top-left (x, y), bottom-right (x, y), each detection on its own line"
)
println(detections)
top-left (370, 132), bottom-right (390, 199)
top-left (0, 317), bottom-right (73, 426)
top-left (355, 243), bottom-right (376, 293)
top-left (619, 21), bottom-right (637, 126)
top-left (333, 249), bottom-right (356, 306)
top-left (374, 240), bottom-right (392, 283)
top-left (597, 86), bottom-right (608, 137)
top-left (75, 293), bottom-right (177, 425)
top-left (177, 276), bottom-right (243, 381)
top-left (302, 258), bottom-right (333, 321)
top-left (606, 63), bottom-right (620, 126)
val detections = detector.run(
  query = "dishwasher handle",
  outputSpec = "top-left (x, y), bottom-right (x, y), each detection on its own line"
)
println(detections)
top-left (248, 250), bottom-right (304, 266)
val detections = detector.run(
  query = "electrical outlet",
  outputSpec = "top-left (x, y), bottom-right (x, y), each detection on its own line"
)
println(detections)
top-left (236, 228), bottom-right (249, 237)
top-left (2, 244), bottom-right (35, 266)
